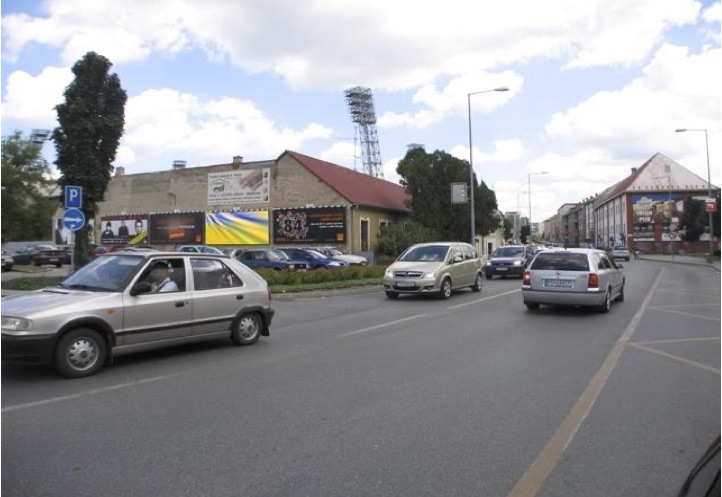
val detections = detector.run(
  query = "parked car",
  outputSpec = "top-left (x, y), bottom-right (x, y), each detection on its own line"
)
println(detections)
top-left (235, 249), bottom-right (309, 271)
top-left (11, 245), bottom-right (70, 267)
top-left (1, 251), bottom-right (275, 378)
top-left (521, 247), bottom-right (625, 312)
top-left (611, 246), bottom-right (631, 261)
top-left (383, 242), bottom-right (484, 299)
top-left (2, 250), bottom-right (14, 272)
top-left (311, 247), bottom-right (368, 266)
top-left (176, 245), bottom-right (226, 255)
top-left (485, 245), bottom-right (532, 279)
top-left (276, 247), bottom-right (347, 269)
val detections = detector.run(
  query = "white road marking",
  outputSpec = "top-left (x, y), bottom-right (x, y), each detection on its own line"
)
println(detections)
top-left (447, 289), bottom-right (521, 309)
top-left (339, 314), bottom-right (427, 337)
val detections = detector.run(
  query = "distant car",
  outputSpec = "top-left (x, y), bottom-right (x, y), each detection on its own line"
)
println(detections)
top-left (383, 242), bottom-right (484, 299)
top-left (11, 245), bottom-right (70, 268)
top-left (235, 249), bottom-right (309, 271)
top-left (176, 245), bottom-right (225, 255)
top-left (522, 247), bottom-right (625, 312)
top-left (611, 246), bottom-right (631, 261)
top-left (485, 245), bottom-right (532, 279)
top-left (2, 250), bottom-right (14, 272)
top-left (311, 247), bottom-right (368, 266)
top-left (1, 251), bottom-right (275, 378)
top-left (276, 248), bottom-right (347, 269)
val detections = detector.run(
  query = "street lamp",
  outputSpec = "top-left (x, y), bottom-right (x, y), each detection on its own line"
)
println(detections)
top-left (468, 86), bottom-right (509, 245)
top-left (528, 171), bottom-right (548, 242)
top-left (675, 128), bottom-right (714, 260)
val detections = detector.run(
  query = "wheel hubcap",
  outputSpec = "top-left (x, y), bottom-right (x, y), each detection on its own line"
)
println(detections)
top-left (239, 317), bottom-right (259, 339)
top-left (67, 338), bottom-right (98, 371)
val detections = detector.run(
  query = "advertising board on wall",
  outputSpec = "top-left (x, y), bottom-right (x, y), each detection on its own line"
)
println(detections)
top-left (149, 212), bottom-right (205, 245)
top-left (99, 215), bottom-right (148, 245)
top-left (205, 210), bottom-right (270, 245)
top-left (273, 206), bottom-right (346, 244)
top-left (631, 193), bottom-right (684, 242)
top-left (207, 168), bottom-right (270, 205)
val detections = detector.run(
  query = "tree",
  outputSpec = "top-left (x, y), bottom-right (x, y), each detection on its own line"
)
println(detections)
top-left (502, 218), bottom-right (513, 242)
top-left (52, 51), bottom-right (127, 266)
top-left (1, 132), bottom-right (57, 243)
top-left (680, 198), bottom-right (706, 242)
top-left (375, 221), bottom-right (441, 257)
top-left (396, 148), bottom-right (499, 242)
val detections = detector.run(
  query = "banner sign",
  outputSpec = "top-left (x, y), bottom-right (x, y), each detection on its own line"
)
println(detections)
top-left (149, 212), bottom-right (205, 245)
top-left (631, 194), bottom-right (684, 242)
top-left (273, 206), bottom-right (346, 244)
top-left (207, 168), bottom-right (270, 205)
top-left (100, 215), bottom-right (148, 245)
top-left (205, 210), bottom-right (270, 245)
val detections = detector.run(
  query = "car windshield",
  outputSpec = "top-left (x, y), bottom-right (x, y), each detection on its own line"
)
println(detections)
top-left (326, 248), bottom-right (343, 256)
top-left (492, 247), bottom-right (525, 257)
top-left (399, 245), bottom-right (449, 262)
top-left (58, 255), bottom-right (144, 292)
top-left (266, 250), bottom-right (288, 261)
top-left (530, 252), bottom-right (590, 271)
top-left (305, 250), bottom-right (326, 260)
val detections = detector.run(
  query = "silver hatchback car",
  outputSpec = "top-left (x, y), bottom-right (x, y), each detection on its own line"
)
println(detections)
top-left (521, 248), bottom-right (625, 312)
top-left (1, 252), bottom-right (275, 378)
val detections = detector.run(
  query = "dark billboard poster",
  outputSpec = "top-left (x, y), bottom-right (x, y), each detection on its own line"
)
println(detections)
top-left (149, 212), bottom-right (205, 245)
top-left (273, 206), bottom-right (346, 244)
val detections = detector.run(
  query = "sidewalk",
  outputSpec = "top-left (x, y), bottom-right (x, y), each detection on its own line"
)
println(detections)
top-left (637, 254), bottom-right (721, 272)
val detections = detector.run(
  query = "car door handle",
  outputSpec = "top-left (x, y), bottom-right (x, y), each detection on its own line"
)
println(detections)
top-left (175, 301), bottom-right (185, 307)
top-left (236, 295), bottom-right (244, 300)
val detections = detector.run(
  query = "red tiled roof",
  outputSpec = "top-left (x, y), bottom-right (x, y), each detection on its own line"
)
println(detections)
top-left (281, 151), bottom-right (410, 213)
top-left (596, 153), bottom-right (657, 204)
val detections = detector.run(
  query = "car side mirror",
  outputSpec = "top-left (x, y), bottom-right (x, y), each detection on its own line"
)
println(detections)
top-left (452, 255), bottom-right (463, 263)
top-left (130, 281), bottom-right (153, 296)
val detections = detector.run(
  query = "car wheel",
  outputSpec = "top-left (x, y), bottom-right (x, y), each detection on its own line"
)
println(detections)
top-left (615, 282), bottom-right (625, 302)
top-left (471, 273), bottom-right (483, 292)
top-left (385, 290), bottom-right (399, 299)
top-left (525, 302), bottom-right (540, 311)
top-left (438, 278), bottom-right (452, 299)
top-left (55, 328), bottom-right (106, 378)
top-left (231, 313), bottom-right (262, 346)
top-left (55, 263), bottom-right (62, 268)
top-left (598, 288), bottom-right (612, 313)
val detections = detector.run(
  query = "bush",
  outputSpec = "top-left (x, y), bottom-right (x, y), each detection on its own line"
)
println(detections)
top-left (375, 222), bottom-right (440, 257)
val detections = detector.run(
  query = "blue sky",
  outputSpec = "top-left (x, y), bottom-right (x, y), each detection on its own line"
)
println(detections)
top-left (1, 0), bottom-right (720, 223)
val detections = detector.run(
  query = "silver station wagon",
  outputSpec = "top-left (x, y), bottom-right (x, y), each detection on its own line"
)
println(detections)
top-left (383, 242), bottom-right (484, 299)
top-left (521, 248), bottom-right (625, 312)
top-left (1, 252), bottom-right (275, 378)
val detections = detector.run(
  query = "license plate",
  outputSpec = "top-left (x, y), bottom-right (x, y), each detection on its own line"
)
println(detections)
top-left (496, 267), bottom-right (508, 271)
top-left (544, 279), bottom-right (573, 288)
top-left (49, 258), bottom-right (59, 262)
top-left (396, 281), bottom-right (415, 288)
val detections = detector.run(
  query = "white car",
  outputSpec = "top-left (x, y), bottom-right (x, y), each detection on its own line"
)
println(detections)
top-left (611, 246), bottom-right (631, 261)
top-left (176, 245), bottom-right (225, 255)
top-left (312, 247), bottom-right (368, 266)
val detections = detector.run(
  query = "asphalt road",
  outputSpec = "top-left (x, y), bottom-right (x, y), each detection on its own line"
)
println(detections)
top-left (1, 260), bottom-right (719, 497)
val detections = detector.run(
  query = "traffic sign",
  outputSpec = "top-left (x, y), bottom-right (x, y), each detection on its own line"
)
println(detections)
top-left (63, 208), bottom-right (85, 231)
top-left (65, 185), bottom-right (83, 208)
top-left (705, 198), bottom-right (717, 213)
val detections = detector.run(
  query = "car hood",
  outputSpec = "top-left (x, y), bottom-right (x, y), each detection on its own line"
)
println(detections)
top-left (333, 254), bottom-right (367, 264)
top-left (1, 288), bottom-right (118, 319)
top-left (388, 261), bottom-right (442, 273)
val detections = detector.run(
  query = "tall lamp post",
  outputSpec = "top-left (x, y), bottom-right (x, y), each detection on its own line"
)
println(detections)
top-left (675, 128), bottom-right (714, 261)
top-left (468, 86), bottom-right (508, 245)
top-left (528, 171), bottom-right (548, 242)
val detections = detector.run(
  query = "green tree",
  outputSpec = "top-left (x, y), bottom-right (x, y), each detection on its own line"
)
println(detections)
top-left (52, 51), bottom-right (127, 266)
top-left (502, 218), bottom-right (513, 242)
top-left (396, 148), bottom-right (499, 242)
top-left (680, 198), bottom-right (706, 242)
top-left (375, 221), bottom-right (441, 257)
top-left (1, 132), bottom-right (57, 243)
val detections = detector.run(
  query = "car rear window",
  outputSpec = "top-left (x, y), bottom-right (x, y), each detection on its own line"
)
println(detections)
top-left (530, 252), bottom-right (590, 271)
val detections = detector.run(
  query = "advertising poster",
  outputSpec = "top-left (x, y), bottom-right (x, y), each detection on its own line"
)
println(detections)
top-left (631, 193), bottom-right (684, 242)
top-left (207, 168), bottom-right (270, 205)
top-left (205, 210), bottom-right (270, 245)
top-left (99, 215), bottom-right (148, 245)
top-left (149, 212), bottom-right (205, 245)
top-left (273, 206), bottom-right (346, 244)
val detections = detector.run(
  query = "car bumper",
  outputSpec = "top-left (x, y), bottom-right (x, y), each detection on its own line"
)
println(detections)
top-left (1, 333), bottom-right (57, 364)
top-left (522, 289), bottom-right (606, 307)
top-left (383, 277), bottom-right (440, 294)
top-left (486, 265), bottom-right (525, 276)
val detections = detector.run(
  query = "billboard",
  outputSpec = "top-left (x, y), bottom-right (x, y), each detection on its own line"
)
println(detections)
top-left (207, 168), bottom-right (270, 205)
top-left (631, 194), bottom-right (684, 242)
top-left (205, 210), bottom-right (270, 245)
top-left (149, 212), bottom-right (205, 245)
top-left (273, 206), bottom-right (346, 244)
top-left (99, 215), bottom-right (148, 245)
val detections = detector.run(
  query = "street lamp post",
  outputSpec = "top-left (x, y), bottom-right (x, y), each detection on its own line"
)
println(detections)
top-left (675, 128), bottom-right (714, 261)
top-left (527, 171), bottom-right (548, 242)
top-left (468, 86), bottom-right (508, 245)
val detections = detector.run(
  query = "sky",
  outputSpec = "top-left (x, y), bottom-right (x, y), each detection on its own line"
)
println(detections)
top-left (1, 0), bottom-right (720, 224)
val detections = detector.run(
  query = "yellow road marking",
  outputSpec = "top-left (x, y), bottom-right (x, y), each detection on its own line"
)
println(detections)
top-left (626, 342), bottom-right (720, 374)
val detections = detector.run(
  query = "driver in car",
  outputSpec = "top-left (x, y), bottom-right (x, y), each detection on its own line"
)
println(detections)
top-left (149, 261), bottom-right (178, 293)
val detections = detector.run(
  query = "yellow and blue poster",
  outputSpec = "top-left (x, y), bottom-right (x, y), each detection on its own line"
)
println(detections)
top-left (205, 210), bottom-right (270, 245)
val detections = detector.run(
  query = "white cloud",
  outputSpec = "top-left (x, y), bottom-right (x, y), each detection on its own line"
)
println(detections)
top-left (1, 66), bottom-right (72, 126)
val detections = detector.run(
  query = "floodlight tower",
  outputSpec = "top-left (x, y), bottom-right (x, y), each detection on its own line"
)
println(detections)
top-left (345, 87), bottom-right (383, 178)
top-left (29, 129), bottom-right (50, 151)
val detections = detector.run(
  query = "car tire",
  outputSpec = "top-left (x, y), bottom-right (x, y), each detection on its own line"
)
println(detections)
top-left (55, 328), bottom-right (107, 378)
top-left (385, 290), bottom-right (398, 299)
top-left (525, 302), bottom-right (540, 311)
top-left (598, 288), bottom-right (612, 313)
top-left (231, 313), bottom-right (262, 346)
top-left (438, 278), bottom-right (452, 299)
top-left (615, 282), bottom-right (625, 302)
top-left (55, 263), bottom-right (62, 268)
top-left (471, 273), bottom-right (483, 292)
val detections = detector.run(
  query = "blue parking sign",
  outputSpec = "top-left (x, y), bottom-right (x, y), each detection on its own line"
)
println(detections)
top-left (65, 185), bottom-right (83, 209)
top-left (63, 208), bottom-right (85, 231)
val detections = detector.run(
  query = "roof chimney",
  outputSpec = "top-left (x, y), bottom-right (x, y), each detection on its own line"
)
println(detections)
top-left (172, 160), bottom-right (187, 170)
top-left (631, 167), bottom-right (637, 174)
top-left (233, 156), bottom-right (243, 165)
top-left (115, 166), bottom-right (125, 176)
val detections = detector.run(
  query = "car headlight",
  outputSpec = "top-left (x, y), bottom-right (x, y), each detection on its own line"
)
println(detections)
top-left (513, 260), bottom-right (524, 266)
top-left (1, 316), bottom-right (32, 331)
top-left (385, 269), bottom-right (394, 278)
top-left (485, 261), bottom-right (492, 266)
top-left (425, 268), bottom-right (440, 278)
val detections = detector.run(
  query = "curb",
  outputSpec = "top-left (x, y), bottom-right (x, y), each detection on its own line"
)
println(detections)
top-left (638, 256), bottom-right (721, 272)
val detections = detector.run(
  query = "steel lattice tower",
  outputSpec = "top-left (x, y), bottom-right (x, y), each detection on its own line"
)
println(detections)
top-left (345, 87), bottom-right (383, 178)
